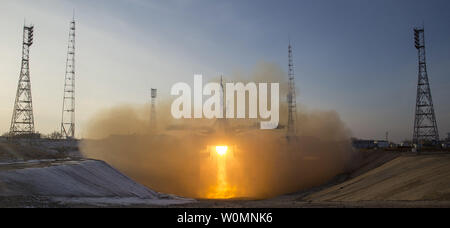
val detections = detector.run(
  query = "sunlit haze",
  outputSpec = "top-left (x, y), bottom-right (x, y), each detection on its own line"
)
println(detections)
top-left (1, 0), bottom-right (450, 142)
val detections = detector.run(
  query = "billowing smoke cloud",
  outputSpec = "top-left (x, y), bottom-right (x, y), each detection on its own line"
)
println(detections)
top-left (80, 62), bottom-right (354, 199)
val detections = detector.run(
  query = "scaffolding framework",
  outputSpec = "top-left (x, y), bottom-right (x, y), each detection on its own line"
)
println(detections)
top-left (412, 27), bottom-right (439, 144)
top-left (287, 42), bottom-right (297, 140)
top-left (61, 17), bottom-right (76, 139)
top-left (10, 24), bottom-right (35, 137)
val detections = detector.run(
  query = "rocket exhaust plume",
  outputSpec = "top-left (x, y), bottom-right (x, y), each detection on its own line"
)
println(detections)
top-left (80, 63), bottom-right (354, 199)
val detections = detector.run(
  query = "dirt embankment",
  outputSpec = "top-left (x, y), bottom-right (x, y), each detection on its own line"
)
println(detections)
top-left (0, 139), bottom-right (192, 207)
top-left (0, 159), bottom-right (192, 207)
top-left (304, 153), bottom-right (450, 202)
top-left (173, 151), bottom-right (450, 208)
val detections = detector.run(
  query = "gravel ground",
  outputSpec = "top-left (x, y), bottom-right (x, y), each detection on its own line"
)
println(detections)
top-left (1, 195), bottom-right (449, 208)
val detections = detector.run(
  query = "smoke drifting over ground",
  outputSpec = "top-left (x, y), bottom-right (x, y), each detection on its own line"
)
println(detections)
top-left (80, 63), bottom-right (353, 199)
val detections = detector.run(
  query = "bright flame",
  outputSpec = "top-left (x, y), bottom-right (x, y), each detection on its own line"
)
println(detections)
top-left (206, 145), bottom-right (236, 199)
top-left (215, 146), bottom-right (228, 156)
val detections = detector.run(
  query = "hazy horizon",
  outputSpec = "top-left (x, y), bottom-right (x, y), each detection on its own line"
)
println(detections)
top-left (1, 0), bottom-right (450, 142)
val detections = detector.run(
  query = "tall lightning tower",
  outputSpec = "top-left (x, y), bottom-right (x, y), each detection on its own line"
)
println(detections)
top-left (412, 27), bottom-right (439, 145)
top-left (61, 16), bottom-right (76, 139)
top-left (150, 88), bottom-right (157, 129)
top-left (10, 23), bottom-right (35, 137)
top-left (287, 42), bottom-right (297, 140)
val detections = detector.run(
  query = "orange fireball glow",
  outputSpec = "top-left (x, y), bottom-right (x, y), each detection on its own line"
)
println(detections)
top-left (215, 146), bottom-right (228, 156)
top-left (205, 144), bottom-right (237, 199)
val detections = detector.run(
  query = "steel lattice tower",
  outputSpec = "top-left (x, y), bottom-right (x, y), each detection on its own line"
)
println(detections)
top-left (10, 24), bottom-right (35, 137)
top-left (61, 17), bottom-right (76, 139)
top-left (287, 42), bottom-right (297, 139)
top-left (412, 27), bottom-right (439, 144)
top-left (150, 88), bottom-right (157, 129)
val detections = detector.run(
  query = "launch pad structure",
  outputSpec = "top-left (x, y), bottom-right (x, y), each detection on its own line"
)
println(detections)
top-left (412, 27), bottom-right (440, 147)
top-left (61, 16), bottom-right (76, 139)
top-left (10, 23), bottom-right (35, 137)
top-left (286, 42), bottom-right (297, 141)
top-left (150, 88), bottom-right (157, 129)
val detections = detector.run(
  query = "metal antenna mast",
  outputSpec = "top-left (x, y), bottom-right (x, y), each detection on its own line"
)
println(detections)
top-left (412, 27), bottom-right (439, 145)
top-left (287, 41), bottom-right (297, 139)
top-left (61, 16), bottom-right (76, 139)
top-left (220, 75), bottom-right (226, 118)
top-left (150, 88), bottom-right (157, 129)
top-left (10, 23), bottom-right (35, 137)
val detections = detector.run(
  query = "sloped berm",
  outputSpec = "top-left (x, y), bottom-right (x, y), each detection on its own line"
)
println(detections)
top-left (0, 159), bottom-right (192, 206)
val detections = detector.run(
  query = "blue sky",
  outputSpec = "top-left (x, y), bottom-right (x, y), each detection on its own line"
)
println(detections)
top-left (0, 0), bottom-right (449, 141)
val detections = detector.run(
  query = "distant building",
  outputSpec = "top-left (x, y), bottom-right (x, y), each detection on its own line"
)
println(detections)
top-left (375, 140), bottom-right (389, 148)
top-left (400, 141), bottom-right (412, 147)
top-left (443, 133), bottom-right (450, 148)
top-left (351, 138), bottom-right (390, 149)
top-left (352, 139), bottom-right (375, 149)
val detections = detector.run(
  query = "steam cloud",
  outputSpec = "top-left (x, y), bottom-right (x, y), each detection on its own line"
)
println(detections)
top-left (80, 63), bottom-right (354, 199)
